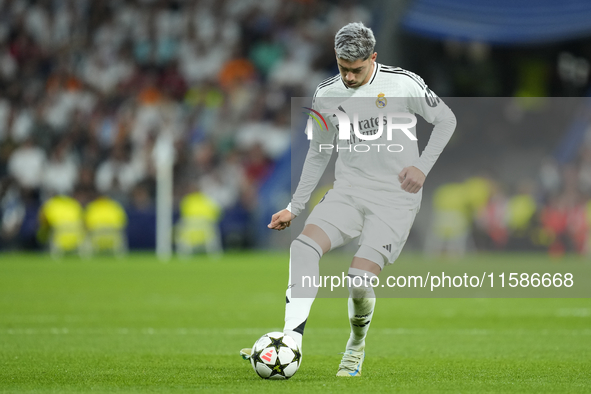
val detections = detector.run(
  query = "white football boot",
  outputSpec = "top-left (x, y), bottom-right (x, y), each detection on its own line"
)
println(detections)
top-left (240, 348), bottom-right (252, 361)
top-left (336, 348), bottom-right (365, 377)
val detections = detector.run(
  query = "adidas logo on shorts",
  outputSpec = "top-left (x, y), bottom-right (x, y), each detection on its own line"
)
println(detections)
top-left (382, 244), bottom-right (392, 252)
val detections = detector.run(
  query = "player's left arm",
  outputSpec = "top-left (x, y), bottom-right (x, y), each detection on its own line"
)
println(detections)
top-left (401, 83), bottom-right (457, 193)
top-left (398, 166), bottom-right (426, 194)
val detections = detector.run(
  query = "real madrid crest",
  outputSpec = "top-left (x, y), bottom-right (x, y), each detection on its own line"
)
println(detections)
top-left (376, 93), bottom-right (387, 108)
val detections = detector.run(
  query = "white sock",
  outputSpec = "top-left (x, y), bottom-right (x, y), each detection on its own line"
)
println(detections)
top-left (283, 234), bottom-right (323, 351)
top-left (346, 267), bottom-right (376, 352)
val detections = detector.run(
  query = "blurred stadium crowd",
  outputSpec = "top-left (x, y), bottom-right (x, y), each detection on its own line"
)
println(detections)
top-left (0, 0), bottom-right (590, 256)
top-left (420, 95), bottom-right (591, 258)
top-left (427, 163), bottom-right (591, 258)
top-left (0, 0), bottom-right (369, 251)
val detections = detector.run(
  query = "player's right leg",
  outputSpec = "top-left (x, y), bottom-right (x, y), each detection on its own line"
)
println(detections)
top-left (283, 190), bottom-right (361, 351)
top-left (241, 190), bottom-right (361, 361)
top-left (240, 225), bottom-right (330, 360)
top-left (283, 224), bottom-right (331, 350)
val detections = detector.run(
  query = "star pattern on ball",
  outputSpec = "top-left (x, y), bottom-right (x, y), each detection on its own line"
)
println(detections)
top-left (291, 347), bottom-right (301, 365)
top-left (267, 335), bottom-right (287, 352)
top-left (251, 348), bottom-right (264, 368)
top-left (269, 357), bottom-right (291, 378)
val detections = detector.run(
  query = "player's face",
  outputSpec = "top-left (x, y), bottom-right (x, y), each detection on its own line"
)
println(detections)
top-left (336, 52), bottom-right (377, 88)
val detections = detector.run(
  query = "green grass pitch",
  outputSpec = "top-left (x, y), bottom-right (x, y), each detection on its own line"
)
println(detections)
top-left (0, 251), bottom-right (590, 393)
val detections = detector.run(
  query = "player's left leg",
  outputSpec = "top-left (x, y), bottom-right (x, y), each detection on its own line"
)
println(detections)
top-left (337, 204), bottom-right (420, 377)
top-left (347, 252), bottom-right (383, 349)
top-left (336, 249), bottom-right (384, 377)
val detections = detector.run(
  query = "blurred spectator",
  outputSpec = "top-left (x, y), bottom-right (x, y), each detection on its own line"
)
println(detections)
top-left (425, 182), bottom-right (471, 257)
top-left (82, 50), bottom-right (134, 96)
top-left (249, 33), bottom-right (284, 78)
top-left (95, 145), bottom-right (145, 202)
top-left (0, 97), bottom-right (10, 141)
top-left (38, 193), bottom-right (86, 258)
top-left (11, 103), bottom-right (35, 143)
top-left (175, 189), bottom-right (222, 256)
top-left (130, 182), bottom-right (154, 212)
top-left (505, 182), bottom-right (538, 250)
top-left (41, 140), bottom-right (78, 196)
top-left (159, 61), bottom-right (187, 100)
top-left (84, 195), bottom-right (128, 256)
top-left (539, 157), bottom-right (562, 195)
top-left (475, 181), bottom-right (509, 250)
top-left (0, 179), bottom-right (25, 249)
top-left (243, 143), bottom-right (274, 186)
top-left (578, 146), bottom-right (591, 194)
top-left (8, 137), bottom-right (45, 192)
top-left (198, 151), bottom-right (242, 210)
top-left (218, 56), bottom-right (257, 91)
top-left (235, 110), bottom-right (290, 160)
top-left (0, 43), bottom-right (17, 81)
top-left (539, 193), bottom-right (579, 256)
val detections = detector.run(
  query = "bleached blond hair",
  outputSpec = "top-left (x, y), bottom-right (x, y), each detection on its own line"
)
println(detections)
top-left (334, 22), bottom-right (376, 61)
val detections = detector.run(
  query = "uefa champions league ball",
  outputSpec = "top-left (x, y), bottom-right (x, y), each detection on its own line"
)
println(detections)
top-left (250, 332), bottom-right (301, 379)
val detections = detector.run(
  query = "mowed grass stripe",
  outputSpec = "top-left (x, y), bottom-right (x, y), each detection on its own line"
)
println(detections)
top-left (2, 327), bottom-right (591, 336)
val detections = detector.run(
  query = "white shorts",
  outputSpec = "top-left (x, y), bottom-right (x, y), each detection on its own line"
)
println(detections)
top-left (305, 188), bottom-right (419, 267)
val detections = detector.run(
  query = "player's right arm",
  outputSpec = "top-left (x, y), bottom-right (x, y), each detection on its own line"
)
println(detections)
top-left (289, 93), bottom-right (337, 213)
top-left (269, 142), bottom-right (333, 231)
top-left (269, 91), bottom-right (337, 231)
top-left (268, 209), bottom-right (295, 231)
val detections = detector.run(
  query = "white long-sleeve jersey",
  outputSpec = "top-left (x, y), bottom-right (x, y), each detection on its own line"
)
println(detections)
top-left (290, 63), bottom-right (457, 217)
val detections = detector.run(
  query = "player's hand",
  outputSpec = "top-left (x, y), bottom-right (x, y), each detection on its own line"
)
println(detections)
top-left (268, 209), bottom-right (296, 231)
top-left (398, 166), bottom-right (426, 194)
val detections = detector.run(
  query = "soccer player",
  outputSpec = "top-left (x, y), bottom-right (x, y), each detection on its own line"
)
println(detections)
top-left (242, 22), bottom-right (456, 376)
